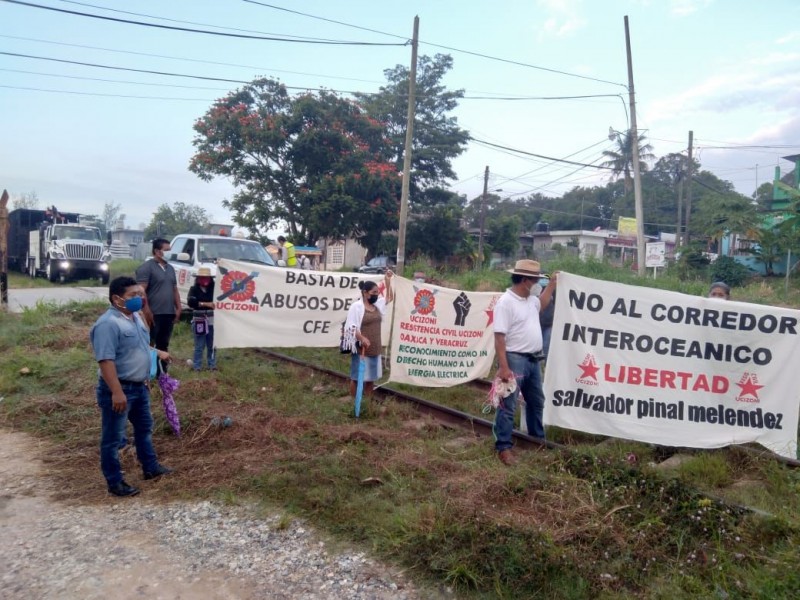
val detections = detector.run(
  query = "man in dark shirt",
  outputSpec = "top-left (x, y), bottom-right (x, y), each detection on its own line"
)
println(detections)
top-left (136, 238), bottom-right (181, 371)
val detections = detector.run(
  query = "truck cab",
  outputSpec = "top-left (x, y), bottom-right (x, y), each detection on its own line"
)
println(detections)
top-left (29, 222), bottom-right (111, 283)
top-left (167, 234), bottom-right (276, 308)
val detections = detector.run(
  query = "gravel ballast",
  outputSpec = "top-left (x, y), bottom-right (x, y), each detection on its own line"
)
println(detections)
top-left (0, 430), bottom-right (427, 599)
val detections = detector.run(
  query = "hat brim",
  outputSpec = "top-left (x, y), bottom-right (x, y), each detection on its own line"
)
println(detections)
top-left (506, 269), bottom-right (542, 277)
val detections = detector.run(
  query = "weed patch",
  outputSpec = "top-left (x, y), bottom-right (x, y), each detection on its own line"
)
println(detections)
top-left (3, 303), bottom-right (800, 598)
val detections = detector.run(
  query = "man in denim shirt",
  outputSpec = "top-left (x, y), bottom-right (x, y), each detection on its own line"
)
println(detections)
top-left (90, 276), bottom-right (173, 497)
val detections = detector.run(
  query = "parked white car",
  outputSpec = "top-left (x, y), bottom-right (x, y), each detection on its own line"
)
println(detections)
top-left (167, 234), bottom-right (276, 308)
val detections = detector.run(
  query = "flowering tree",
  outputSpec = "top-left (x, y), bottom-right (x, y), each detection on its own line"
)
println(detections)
top-left (189, 78), bottom-right (400, 251)
top-left (355, 54), bottom-right (469, 203)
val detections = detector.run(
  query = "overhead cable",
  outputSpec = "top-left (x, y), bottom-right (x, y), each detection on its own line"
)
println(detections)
top-left (240, 0), bottom-right (627, 88)
top-left (1, 0), bottom-right (406, 45)
top-left (0, 50), bottom-right (632, 103)
top-left (470, 137), bottom-right (614, 170)
top-left (0, 83), bottom-right (210, 100)
top-left (0, 34), bottom-right (385, 84)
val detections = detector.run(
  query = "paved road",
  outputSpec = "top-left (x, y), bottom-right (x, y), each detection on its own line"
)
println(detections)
top-left (3, 286), bottom-right (108, 313)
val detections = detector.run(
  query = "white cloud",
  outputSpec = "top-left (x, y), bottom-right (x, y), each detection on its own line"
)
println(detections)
top-left (647, 56), bottom-right (800, 123)
top-left (669, 0), bottom-right (713, 17)
top-left (536, 0), bottom-right (587, 39)
top-left (776, 32), bottom-right (800, 45)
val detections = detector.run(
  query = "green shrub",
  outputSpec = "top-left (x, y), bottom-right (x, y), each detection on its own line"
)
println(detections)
top-left (710, 255), bottom-right (752, 288)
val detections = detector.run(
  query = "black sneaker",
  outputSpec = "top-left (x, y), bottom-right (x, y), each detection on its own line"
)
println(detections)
top-left (143, 465), bottom-right (174, 480)
top-left (108, 480), bottom-right (140, 497)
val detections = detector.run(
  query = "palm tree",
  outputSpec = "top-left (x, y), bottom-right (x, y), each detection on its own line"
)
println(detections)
top-left (601, 130), bottom-right (656, 191)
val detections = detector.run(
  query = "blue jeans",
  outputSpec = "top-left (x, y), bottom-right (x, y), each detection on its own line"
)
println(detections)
top-left (494, 352), bottom-right (546, 451)
top-left (193, 324), bottom-right (215, 370)
top-left (97, 379), bottom-right (160, 486)
top-left (541, 326), bottom-right (552, 359)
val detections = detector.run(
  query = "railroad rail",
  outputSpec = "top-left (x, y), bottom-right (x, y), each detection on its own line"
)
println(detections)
top-left (256, 349), bottom-right (800, 468)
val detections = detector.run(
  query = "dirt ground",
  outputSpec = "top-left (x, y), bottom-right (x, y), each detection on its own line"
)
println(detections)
top-left (0, 429), bottom-right (262, 599)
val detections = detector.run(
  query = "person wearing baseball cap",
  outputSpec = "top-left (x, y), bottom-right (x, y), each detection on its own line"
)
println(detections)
top-left (492, 259), bottom-right (557, 465)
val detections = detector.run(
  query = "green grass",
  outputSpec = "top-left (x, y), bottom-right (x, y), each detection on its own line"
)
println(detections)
top-left (6, 258), bottom-right (141, 289)
top-left (3, 264), bottom-right (800, 598)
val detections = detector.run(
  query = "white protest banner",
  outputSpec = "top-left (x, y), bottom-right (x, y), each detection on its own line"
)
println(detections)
top-left (544, 273), bottom-right (800, 458)
top-left (214, 259), bottom-right (386, 348)
top-left (388, 277), bottom-right (501, 387)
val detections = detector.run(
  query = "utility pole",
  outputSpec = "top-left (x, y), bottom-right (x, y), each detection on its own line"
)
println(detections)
top-left (624, 15), bottom-right (645, 277)
top-left (477, 166), bottom-right (489, 268)
top-left (395, 16), bottom-right (419, 276)
top-left (685, 130), bottom-right (694, 245)
top-left (0, 189), bottom-right (9, 309)
top-left (676, 166), bottom-right (684, 247)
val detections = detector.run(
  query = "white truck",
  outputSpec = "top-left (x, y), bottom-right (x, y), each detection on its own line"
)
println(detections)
top-left (166, 233), bottom-right (276, 309)
top-left (11, 208), bottom-right (111, 283)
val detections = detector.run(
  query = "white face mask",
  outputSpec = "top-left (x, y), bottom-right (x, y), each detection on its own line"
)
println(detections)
top-left (530, 283), bottom-right (542, 297)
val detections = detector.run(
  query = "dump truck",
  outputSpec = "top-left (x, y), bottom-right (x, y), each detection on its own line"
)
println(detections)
top-left (8, 207), bottom-right (111, 283)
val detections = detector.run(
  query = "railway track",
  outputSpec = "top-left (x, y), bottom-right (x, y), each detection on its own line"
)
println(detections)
top-left (257, 349), bottom-right (800, 468)
top-left (258, 349), bottom-right (563, 451)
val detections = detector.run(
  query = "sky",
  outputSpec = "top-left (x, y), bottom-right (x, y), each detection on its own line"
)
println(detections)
top-left (2, 0), bottom-right (800, 234)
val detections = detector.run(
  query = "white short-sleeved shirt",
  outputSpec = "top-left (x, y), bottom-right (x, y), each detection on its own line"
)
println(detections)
top-left (492, 288), bottom-right (543, 354)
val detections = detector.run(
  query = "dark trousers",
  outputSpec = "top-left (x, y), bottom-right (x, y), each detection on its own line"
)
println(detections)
top-left (97, 379), bottom-right (159, 486)
top-left (151, 314), bottom-right (175, 372)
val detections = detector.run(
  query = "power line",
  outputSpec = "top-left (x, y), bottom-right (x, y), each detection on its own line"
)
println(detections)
top-left (698, 144), bottom-right (800, 150)
top-left (0, 51), bottom-right (252, 84)
top-left (493, 138), bottom-right (613, 187)
top-left (0, 34), bottom-right (386, 84)
top-left (241, 0), bottom-right (409, 41)
top-left (0, 50), bottom-right (635, 103)
top-left (240, 0), bottom-right (627, 88)
top-left (0, 51), bottom-right (377, 93)
top-left (696, 136), bottom-right (800, 149)
top-left (469, 136), bottom-right (614, 171)
top-left (0, 83), bottom-right (211, 100)
top-left (55, 0), bottom-right (350, 41)
top-left (2, 0), bottom-right (406, 46)
top-left (456, 93), bottom-right (624, 102)
top-left (0, 67), bottom-right (231, 90)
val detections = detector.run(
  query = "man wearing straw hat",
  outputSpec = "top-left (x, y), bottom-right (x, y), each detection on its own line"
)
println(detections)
top-left (493, 259), bottom-right (557, 465)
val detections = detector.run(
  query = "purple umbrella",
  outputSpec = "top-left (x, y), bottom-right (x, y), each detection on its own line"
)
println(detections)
top-left (157, 365), bottom-right (181, 436)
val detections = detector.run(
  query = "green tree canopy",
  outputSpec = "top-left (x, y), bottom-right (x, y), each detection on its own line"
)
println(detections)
top-left (143, 202), bottom-right (210, 240)
top-left (406, 187), bottom-right (467, 261)
top-left (487, 215), bottom-right (521, 258)
top-left (355, 54), bottom-right (469, 201)
top-left (189, 78), bottom-right (400, 254)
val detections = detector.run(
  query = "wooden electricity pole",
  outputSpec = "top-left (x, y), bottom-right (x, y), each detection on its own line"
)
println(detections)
top-left (476, 166), bottom-right (489, 268)
top-left (676, 167), bottom-right (684, 247)
top-left (684, 131), bottom-right (694, 245)
top-left (395, 16), bottom-right (419, 276)
top-left (624, 16), bottom-right (646, 277)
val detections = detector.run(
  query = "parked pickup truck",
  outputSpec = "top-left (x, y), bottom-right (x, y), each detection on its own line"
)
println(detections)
top-left (166, 234), bottom-right (276, 308)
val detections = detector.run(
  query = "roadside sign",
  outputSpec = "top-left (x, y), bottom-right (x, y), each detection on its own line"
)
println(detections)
top-left (645, 241), bottom-right (666, 268)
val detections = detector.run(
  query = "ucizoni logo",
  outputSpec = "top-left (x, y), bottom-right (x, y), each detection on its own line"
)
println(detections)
top-left (575, 354), bottom-right (600, 386)
top-left (216, 270), bottom-right (260, 311)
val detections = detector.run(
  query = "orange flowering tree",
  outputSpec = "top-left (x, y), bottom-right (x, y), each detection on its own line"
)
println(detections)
top-left (189, 78), bottom-right (400, 252)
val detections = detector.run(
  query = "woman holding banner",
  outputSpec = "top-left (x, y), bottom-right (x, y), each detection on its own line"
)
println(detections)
top-left (342, 270), bottom-right (394, 403)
